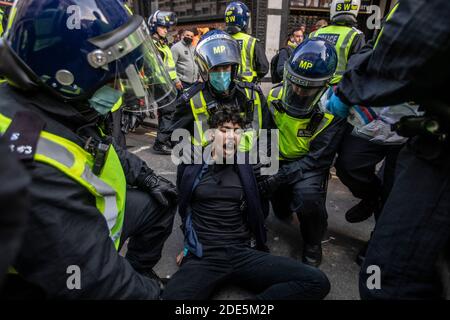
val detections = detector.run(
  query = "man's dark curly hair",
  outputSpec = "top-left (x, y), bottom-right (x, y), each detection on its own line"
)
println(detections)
top-left (208, 107), bottom-right (245, 129)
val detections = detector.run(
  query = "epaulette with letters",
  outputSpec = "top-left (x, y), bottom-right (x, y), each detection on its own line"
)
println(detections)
top-left (179, 82), bottom-right (205, 103)
top-left (3, 111), bottom-right (46, 163)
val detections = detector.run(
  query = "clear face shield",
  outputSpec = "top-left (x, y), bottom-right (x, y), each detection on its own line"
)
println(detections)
top-left (87, 17), bottom-right (177, 114)
top-left (282, 67), bottom-right (328, 118)
top-left (156, 11), bottom-right (177, 28)
top-left (195, 33), bottom-right (241, 80)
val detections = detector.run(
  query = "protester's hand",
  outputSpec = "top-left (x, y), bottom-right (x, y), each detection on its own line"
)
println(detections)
top-left (175, 81), bottom-right (183, 91)
top-left (141, 173), bottom-right (178, 207)
top-left (176, 250), bottom-right (184, 266)
top-left (327, 93), bottom-right (350, 119)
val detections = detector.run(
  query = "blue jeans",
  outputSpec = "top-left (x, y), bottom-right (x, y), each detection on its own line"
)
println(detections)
top-left (162, 244), bottom-right (330, 300)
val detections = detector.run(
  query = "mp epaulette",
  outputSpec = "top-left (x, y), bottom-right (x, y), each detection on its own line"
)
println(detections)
top-left (179, 82), bottom-right (206, 103)
top-left (236, 81), bottom-right (263, 95)
top-left (3, 111), bottom-right (46, 162)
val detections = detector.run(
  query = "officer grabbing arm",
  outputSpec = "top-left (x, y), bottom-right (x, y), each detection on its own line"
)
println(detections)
top-left (0, 0), bottom-right (178, 299)
top-left (257, 39), bottom-right (346, 267)
top-left (309, 0), bottom-right (365, 85)
top-left (166, 30), bottom-right (272, 153)
top-left (224, 2), bottom-right (269, 83)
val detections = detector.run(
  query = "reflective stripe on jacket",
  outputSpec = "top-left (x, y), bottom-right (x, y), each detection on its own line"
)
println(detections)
top-left (232, 32), bottom-right (257, 83)
top-left (154, 39), bottom-right (178, 81)
top-left (189, 86), bottom-right (262, 151)
top-left (267, 86), bottom-right (334, 160)
top-left (310, 25), bottom-right (360, 84)
top-left (0, 113), bottom-right (127, 249)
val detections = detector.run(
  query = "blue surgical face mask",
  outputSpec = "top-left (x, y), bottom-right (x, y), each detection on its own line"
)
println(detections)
top-left (88, 85), bottom-right (123, 115)
top-left (209, 71), bottom-right (232, 92)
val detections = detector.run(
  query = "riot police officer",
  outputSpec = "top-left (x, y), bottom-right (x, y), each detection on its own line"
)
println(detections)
top-left (258, 39), bottom-right (346, 267)
top-left (0, 0), bottom-right (178, 299)
top-left (148, 10), bottom-right (181, 155)
top-left (328, 0), bottom-right (450, 299)
top-left (167, 30), bottom-right (271, 152)
top-left (311, 0), bottom-right (371, 238)
top-left (330, 3), bottom-right (403, 266)
top-left (224, 1), bottom-right (269, 83)
top-left (309, 0), bottom-right (365, 85)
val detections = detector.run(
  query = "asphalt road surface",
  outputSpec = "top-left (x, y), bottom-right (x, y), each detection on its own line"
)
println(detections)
top-left (125, 124), bottom-right (374, 300)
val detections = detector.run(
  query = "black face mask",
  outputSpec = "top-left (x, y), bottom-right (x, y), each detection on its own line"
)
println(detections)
top-left (183, 38), bottom-right (193, 46)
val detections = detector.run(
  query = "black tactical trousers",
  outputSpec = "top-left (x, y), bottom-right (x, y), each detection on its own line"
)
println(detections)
top-left (271, 170), bottom-right (329, 246)
top-left (360, 138), bottom-right (450, 299)
top-left (335, 125), bottom-right (402, 215)
top-left (163, 244), bottom-right (330, 300)
top-left (155, 100), bottom-right (176, 146)
top-left (120, 189), bottom-right (176, 272)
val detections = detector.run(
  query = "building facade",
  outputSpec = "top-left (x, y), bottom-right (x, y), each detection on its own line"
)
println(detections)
top-left (132, 0), bottom-right (398, 79)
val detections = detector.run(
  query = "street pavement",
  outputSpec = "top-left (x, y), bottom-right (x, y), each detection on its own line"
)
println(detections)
top-left (125, 123), bottom-right (374, 300)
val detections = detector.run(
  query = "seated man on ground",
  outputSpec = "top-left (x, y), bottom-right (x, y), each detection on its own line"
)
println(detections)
top-left (162, 108), bottom-right (330, 300)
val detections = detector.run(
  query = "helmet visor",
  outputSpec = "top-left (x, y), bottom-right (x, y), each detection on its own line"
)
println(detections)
top-left (195, 34), bottom-right (241, 72)
top-left (88, 19), bottom-right (177, 113)
top-left (282, 78), bottom-right (326, 117)
top-left (155, 11), bottom-right (177, 27)
top-left (119, 39), bottom-right (177, 112)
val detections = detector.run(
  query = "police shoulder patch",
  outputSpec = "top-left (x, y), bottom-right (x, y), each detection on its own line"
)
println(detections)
top-left (236, 81), bottom-right (263, 95)
top-left (297, 129), bottom-right (314, 138)
top-left (180, 82), bottom-right (205, 102)
top-left (3, 111), bottom-right (46, 162)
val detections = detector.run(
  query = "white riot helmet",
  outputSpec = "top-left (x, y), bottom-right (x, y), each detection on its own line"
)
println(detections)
top-left (330, 0), bottom-right (361, 25)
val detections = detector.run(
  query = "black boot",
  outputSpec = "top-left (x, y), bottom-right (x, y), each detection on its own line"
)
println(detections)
top-left (153, 141), bottom-right (172, 155)
top-left (345, 198), bottom-right (380, 223)
top-left (302, 244), bottom-right (322, 267)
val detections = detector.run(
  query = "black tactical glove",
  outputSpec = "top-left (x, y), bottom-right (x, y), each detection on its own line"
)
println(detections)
top-left (257, 174), bottom-right (283, 198)
top-left (140, 172), bottom-right (178, 207)
top-left (254, 162), bottom-right (303, 197)
top-left (253, 162), bottom-right (271, 182)
top-left (253, 162), bottom-right (280, 197)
